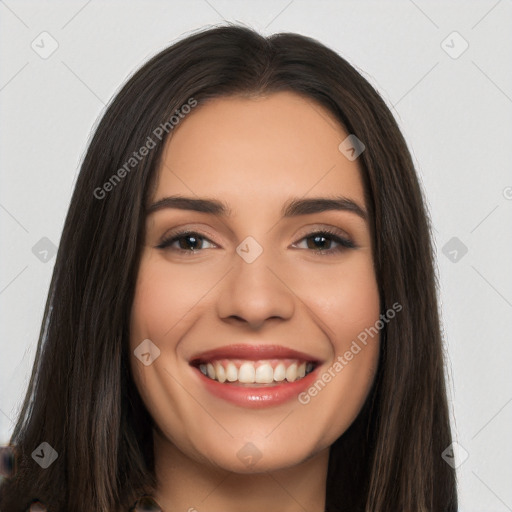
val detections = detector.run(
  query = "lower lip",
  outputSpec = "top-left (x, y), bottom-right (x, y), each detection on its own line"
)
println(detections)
top-left (192, 364), bottom-right (321, 408)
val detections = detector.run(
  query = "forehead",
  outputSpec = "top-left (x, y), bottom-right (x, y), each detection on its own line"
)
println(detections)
top-left (153, 91), bottom-right (365, 209)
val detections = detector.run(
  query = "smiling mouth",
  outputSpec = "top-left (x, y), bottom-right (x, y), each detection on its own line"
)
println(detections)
top-left (191, 358), bottom-right (318, 386)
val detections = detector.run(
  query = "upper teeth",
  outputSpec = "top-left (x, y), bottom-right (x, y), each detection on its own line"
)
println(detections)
top-left (198, 360), bottom-right (315, 384)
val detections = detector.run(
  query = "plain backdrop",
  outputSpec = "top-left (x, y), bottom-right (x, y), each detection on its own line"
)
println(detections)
top-left (1, 1), bottom-right (511, 511)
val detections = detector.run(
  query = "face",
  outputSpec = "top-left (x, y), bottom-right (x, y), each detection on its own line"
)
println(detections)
top-left (129, 91), bottom-right (380, 473)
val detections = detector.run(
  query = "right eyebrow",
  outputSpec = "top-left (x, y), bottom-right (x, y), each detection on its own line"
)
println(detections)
top-left (146, 196), bottom-right (232, 216)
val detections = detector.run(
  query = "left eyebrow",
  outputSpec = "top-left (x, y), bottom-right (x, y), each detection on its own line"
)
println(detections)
top-left (145, 195), bottom-right (367, 221)
top-left (281, 196), bottom-right (367, 221)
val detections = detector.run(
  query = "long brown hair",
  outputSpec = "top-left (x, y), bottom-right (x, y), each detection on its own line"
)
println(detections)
top-left (0, 24), bottom-right (457, 511)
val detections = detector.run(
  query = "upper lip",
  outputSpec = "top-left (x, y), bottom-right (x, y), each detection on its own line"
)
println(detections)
top-left (189, 344), bottom-right (322, 365)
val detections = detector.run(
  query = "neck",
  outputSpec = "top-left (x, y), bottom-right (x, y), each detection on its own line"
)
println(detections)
top-left (152, 428), bottom-right (329, 512)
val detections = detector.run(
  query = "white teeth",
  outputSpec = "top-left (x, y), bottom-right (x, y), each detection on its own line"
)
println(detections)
top-left (226, 362), bottom-right (238, 382)
top-left (215, 362), bottom-right (226, 383)
top-left (238, 362), bottom-right (256, 383)
top-left (255, 363), bottom-right (274, 383)
top-left (206, 363), bottom-right (215, 380)
top-left (286, 363), bottom-right (298, 382)
top-left (273, 363), bottom-right (286, 381)
top-left (197, 359), bottom-right (316, 384)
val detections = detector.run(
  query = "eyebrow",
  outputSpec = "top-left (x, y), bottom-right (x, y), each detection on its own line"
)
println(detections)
top-left (146, 195), bottom-right (367, 220)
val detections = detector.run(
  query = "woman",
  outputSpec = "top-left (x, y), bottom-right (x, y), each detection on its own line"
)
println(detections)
top-left (0, 24), bottom-right (457, 511)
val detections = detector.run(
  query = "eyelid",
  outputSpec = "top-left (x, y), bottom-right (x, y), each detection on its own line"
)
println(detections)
top-left (156, 223), bottom-right (351, 244)
top-left (155, 228), bottom-right (218, 251)
top-left (158, 224), bottom-right (220, 243)
top-left (292, 223), bottom-right (352, 242)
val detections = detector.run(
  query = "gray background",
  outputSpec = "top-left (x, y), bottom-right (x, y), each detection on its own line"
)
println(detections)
top-left (1, 1), bottom-right (511, 510)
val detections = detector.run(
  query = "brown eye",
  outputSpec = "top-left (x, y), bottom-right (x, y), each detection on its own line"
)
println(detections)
top-left (156, 231), bottom-right (216, 252)
top-left (293, 230), bottom-right (356, 254)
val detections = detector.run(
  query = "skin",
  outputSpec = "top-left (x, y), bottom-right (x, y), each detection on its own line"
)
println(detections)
top-left (129, 91), bottom-right (381, 512)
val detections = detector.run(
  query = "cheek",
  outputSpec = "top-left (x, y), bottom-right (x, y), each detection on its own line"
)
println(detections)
top-left (129, 253), bottom-right (209, 343)
top-left (128, 255), bottom-right (197, 427)
top-left (299, 253), bottom-right (380, 341)
top-left (295, 253), bottom-right (381, 432)
top-left (327, 256), bottom-right (380, 376)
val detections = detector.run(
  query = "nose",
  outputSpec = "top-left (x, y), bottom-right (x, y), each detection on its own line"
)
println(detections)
top-left (216, 245), bottom-right (295, 330)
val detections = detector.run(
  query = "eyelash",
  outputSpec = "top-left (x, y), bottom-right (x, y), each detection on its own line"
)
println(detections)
top-left (155, 227), bottom-right (356, 255)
